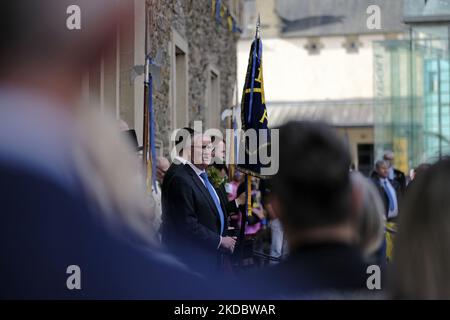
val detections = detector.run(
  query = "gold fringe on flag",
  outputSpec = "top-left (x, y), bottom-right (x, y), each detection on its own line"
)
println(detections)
top-left (227, 15), bottom-right (233, 32)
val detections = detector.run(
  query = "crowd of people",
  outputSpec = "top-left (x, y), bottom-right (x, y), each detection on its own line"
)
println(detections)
top-left (2, 0), bottom-right (450, 300)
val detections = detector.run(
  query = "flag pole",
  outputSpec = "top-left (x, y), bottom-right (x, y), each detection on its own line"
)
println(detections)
top-left (143, 4), bottom-right (149, 176)
top-left (245, 15), bottom-right (261, 219)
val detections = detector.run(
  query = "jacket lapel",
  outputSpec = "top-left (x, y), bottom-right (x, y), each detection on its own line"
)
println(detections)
top-left (215, 186), bottom-right (228, 216)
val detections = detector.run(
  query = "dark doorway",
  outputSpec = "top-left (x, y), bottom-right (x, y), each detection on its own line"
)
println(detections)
top-left (357, 144), bottom-right (374, 176)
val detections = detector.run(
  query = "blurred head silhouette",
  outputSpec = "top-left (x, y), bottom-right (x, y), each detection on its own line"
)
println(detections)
top-left (0, 0), bottom-right (155, 243)
top-left (0, 0), bottom-right (132, 106)
top-left (393, 158), bottom-right (450, 299)
top-left (272, 121), bottom-right (359, 249)
top-left (350, 171), bottom-right (385, 258)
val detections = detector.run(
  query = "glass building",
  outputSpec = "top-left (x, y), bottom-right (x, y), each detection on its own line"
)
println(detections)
top-left (374, 0), bottom-right (450, 174)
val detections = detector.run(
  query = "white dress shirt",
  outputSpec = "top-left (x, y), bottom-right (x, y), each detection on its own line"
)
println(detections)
top-left (379, 177), bottom-right (398, 219)
top-left (173, 155), bottom-right (188, 165)
top-left (388, 166), bottom-right (395, 180)
top-left (187, 162), bottom-right (221, 203)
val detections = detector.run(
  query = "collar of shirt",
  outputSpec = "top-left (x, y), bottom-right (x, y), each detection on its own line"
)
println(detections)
top-left (173, 156), bottom-right (188, 165)
top-left (388, 166), bottom-right (395, 179)
top-left (187, 161), bottom-right (206, 180)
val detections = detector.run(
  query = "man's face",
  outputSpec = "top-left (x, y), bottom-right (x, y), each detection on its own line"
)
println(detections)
top-left (191, 135), bottom-right (212, 169)
top-left (377, 164), bottom-right (389, 179)
top-left (212, 140), bottom-right (226, 163)
top-left (156, 160), bottom-right (170, 184)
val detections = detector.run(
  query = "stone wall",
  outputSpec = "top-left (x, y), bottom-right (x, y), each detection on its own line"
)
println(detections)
top-left (147, 0), bottom-right (240, 155)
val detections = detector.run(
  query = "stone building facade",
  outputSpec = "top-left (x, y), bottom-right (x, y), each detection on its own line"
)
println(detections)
top-left (146, 0), bottom-right (241, 154)
top-left (83, 0), bottom-right (242, 156)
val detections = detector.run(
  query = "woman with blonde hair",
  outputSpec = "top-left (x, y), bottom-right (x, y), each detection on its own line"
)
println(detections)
top-left (73, 107), bottom-right (161, 245)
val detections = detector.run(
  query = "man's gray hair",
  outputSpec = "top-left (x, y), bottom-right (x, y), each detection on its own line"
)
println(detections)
top-left (375, 159), bottom-right (389, 169)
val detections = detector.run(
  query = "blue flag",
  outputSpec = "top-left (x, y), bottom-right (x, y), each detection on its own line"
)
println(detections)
top-left (237, 37), bottom-right (271, 178)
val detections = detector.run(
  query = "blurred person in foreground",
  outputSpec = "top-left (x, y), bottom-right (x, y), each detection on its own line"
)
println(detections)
top-left (251, 121), bottom-right (371, 298)
top-left (0, 0), bottom-right (221, 299)
top-left (392, 158), bottom-right (450, 299)
top-left (351, 172), bottom-right (386, 269)
top-left (406, 163), bottom-right (431, 192)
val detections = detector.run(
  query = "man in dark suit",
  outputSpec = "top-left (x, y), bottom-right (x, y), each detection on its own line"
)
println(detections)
top-left (371, 159), bottom-right (400, 222)
top-left (252, 121), bottom-right (371, 298)
top-left (163, 133), bottom-right (236, 274)
top-left (383, 150), bottom-right (406, 195)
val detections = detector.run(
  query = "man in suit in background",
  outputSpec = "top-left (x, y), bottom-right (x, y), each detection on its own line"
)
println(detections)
top-left (163, 133), bottom-right (236, 274)
top-left (383, 150), bottom-right (406, 195)
top-left (371, 159), bottom-right (400, 222)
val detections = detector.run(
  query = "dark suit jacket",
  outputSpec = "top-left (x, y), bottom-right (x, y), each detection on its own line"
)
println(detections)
top-left (370, 175), bottom-right (401, 220)
top-left (162, 164), bottom-right (229, 270)
top-left (161, 161), bottom-right (184, 197)
top-left (161, 161), bottom-right (184, 218)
